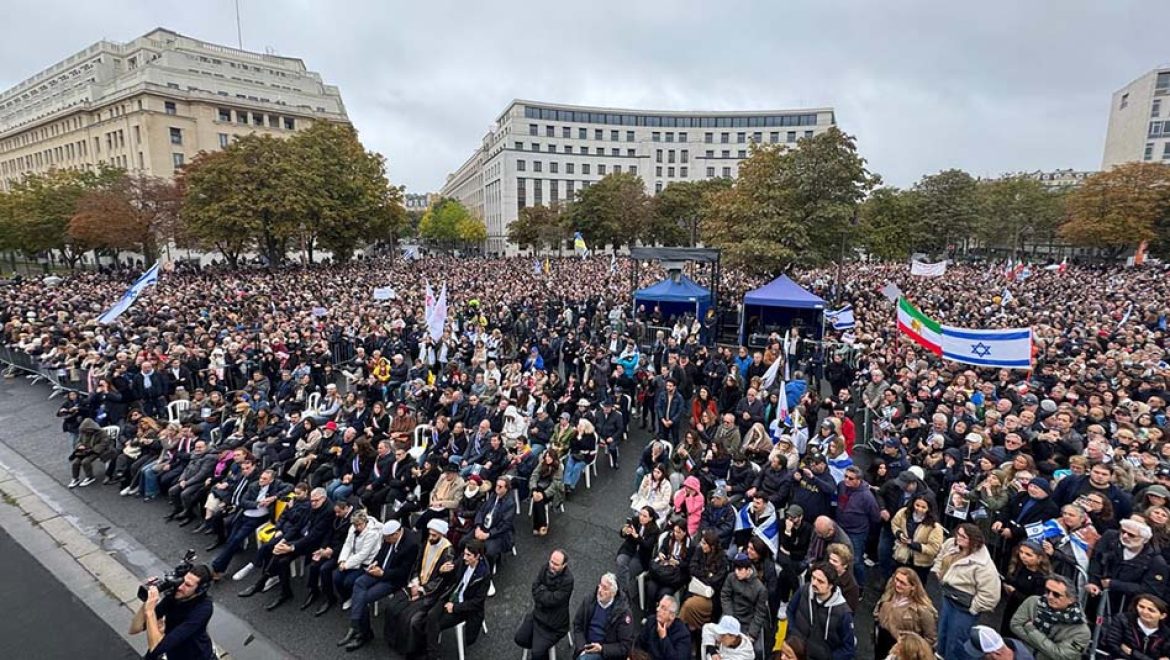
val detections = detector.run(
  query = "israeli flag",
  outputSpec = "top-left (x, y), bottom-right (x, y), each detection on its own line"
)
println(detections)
top-left (97, 262), bottom-right (161, 325)
top-left (734, 503), bottom-right (779, 555)
top-left (939, 325), bottom-right (1033, 370)
top-left (825, 304), bottom-right (855, 330)
top-left (1000, 288), bottom-right (1014, 307)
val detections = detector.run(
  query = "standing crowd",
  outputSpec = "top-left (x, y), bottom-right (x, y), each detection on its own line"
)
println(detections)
top-left (2, 255), bottom-right (1169, 660)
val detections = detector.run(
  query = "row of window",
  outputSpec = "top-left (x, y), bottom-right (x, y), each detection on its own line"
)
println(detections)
top-left (216, 107), bottom-right (296, 130)
top-left (524, 124), bottom-right (817, 146)
top-left (1142, 142), bottom-right (1170, 161)
top-left (517, 177), bottom-right (585, 209)
top-left (1147, 120), bottom-right (1170, 138)
top-left (516, 160), bottom-right (638, 177)
top-left (522, 105), bottom-right (820, 128)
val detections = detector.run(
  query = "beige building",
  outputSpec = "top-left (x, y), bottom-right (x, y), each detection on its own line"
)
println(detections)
top-left (1102, 66), bottom-right (1170, 168)
top-left (1017, 168), bottom-right (1094, 189)
top-left (441, 99), bottom-right (836, 255)
top-left (0, 27), bottom-right (348, 191)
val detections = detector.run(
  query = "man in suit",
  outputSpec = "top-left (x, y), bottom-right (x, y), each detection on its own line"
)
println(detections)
top-left (239, 487), bottom-right (333, 611)
top-left (412, 539), bottom-right (491, 660)
top-left (207, 467), bottom-right (288, 578)
top-left (362, 442), bottom-right (415, 513)
top-left (338, 518), bottom-right (420, 651)
top-left (473, 476), bottom-right (516, 569)
top-left (134, 360), bottom-right (169, 419)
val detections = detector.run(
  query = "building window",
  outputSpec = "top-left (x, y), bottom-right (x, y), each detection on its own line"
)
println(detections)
top-left (562, 127), bottom-right (571, 138)
top-left (594, 129), bottom-right (603, 140)
top-left (598, 164), bottom-right (607, 175)
top-left (172, 153), bottom-right (185, 169)
top-left (770, 132), bottom-right (779, 143)
top-left (515, 141), bottom-right (523, 150)
top-left (722, 150), bottom-right (730, 158)
top-left (548, 144), bottom-right (556, 152)
top-left (681, 150), bottom-right (689, 163)
top-left (655, 182), bottom-right (663, 193)
top-left (253, 113), bottom-right (264, 126)
top-left (626, 131), bottom-right (634, 142)
top-left (668, 151), bottom-right (676, 164)
top-left (550, 162), bottom-right (559, 174)
top-left (1154, 100), bottom-right (1162, 118)
top-left (1120, 93), bottom-right (1129, 109)
top-left (218, 108), bottom-right (231, 122)
top-left (737, 132), bottom-right (746, 143)
top-left (705, 150), bottom-right (714, 158)
top-left (596, 147), bottom-right (604, 155)
top-left (283, 117), bottom-right (295, 130)
top-left (721, 132), bottom-right (729, 143)
top-left (656, 150), bottom-right (663, 163)
top-left (614, 165), bottom-right (621, 174)
top-left (534, 179), bottom-right (542, 205)
top-left (218, 133), bottom-right (229, 148)
top-left (665, 132), bottom-right (674, 143)
top-left (237, 110), bottom-right (248, 124)
top-left (517, 178), bottom-right (526, 210)
top-left (582, 163), bottom-right (591, 175)
top-left (532, 143), bottom-right (540, 151)
top-left (656, 166), bottom-right (663, 176)
top-left (517, 160), bottom-right (526, 171)
top-left (1146, 143), bottom-right (1155, 160)
top-left (679, 132), bottom-right (687, 142)
top-left (566, 180), bottom-right (575, 199)
top-left (550, 180), bottom-right (559, 203)
top-left (722, 167), bottom-right (731, 177)
top-left (629, 165), bottom-right (637, 175)
top-left (680, 167), bottom-right (687, 177)
top-left (169, 127), bottom-right (183, 145)
top-left (611, 130), bottom-right (619, 141)
top-left (704, 132), bottom-right (713, 143)
top-left (546, 125), bottom-right (554, 137)
top-left (566, 163), bottom-right (574, 174)
top-left (668, 167), bottom-right (675, 177)
top-left (804, 130), bottom-right (814, 138)
top-left (738, 150), bottom-right (747, 159)
top-left (578, 128), bottom-right (587, 139)
top-left (706, 167), bottom-right (715, 177)
top-left (269, 115), bottom-right (279, 127)
top-left (652, 132), bottom-right (661, 142)
top-left (164, 101), bottom-right (177, 115)
top-left (1163, 143), bottom-right (1170, 159)
top-left (529, 124), bottom-right (538, 136)
top-left (534, 161), bottom-right (543, 172)
top-left (787, 131), bottom-right (796, 143)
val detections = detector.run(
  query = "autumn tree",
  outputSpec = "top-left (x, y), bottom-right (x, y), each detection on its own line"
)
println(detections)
top-left (508, 203), bottom-right (569, 251)
top-left (1061, 162), bottom-right (1170, 254)
top-left (563, 172), bottom-right (651, 248)
top-left (702, 128), bottom-right (877, 274)
top-left (68, 173), bottom-right (181, 262)
top-left (6, 165), bottom-right (124, 267)
top-left (975, 176), bottom-right (1066, 256)
top-left (419, 198), bottom-right (485, 251)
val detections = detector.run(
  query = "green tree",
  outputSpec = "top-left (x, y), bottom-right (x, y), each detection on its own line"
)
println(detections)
top-left (419, 198), bottom-right (482, 251)
top-left (652, 179), bottom-right (730, 246)
top-left (1061, 162), bottom-right (1170, 253)
top-left (289, 122), bottom-right (406, 262)
top-left (702, 128), bottom-right (877, 273)
top-left (858, 187), bottom-right (921, 260)
top-left (911, 169), bottom-right (981, 254)
top-left (563, 172), bottom-right (651, 248)
top-left (178, 134), bottom-right (301, 265)
top-left (975, 176), bottom-right (1066, 256)
top-left (7, 165), bottom-right (124, 267)
top-left (508, 204), bottom-right (569, 251)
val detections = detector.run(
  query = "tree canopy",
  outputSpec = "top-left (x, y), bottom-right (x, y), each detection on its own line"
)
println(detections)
top-left (1061, 162), bottom-right (1170, 252)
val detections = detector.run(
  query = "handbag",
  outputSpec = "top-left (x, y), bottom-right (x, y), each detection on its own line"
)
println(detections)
top-left (941, 583), bottom-right (974, 610)
top-left (687, 576), bottom-right (714, 599)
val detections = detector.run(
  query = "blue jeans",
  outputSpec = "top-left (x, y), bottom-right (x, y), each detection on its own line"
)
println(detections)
top-left (141, 461), bottom-right (162, 497)
top-left (938, 597), bottom-right (979, 660)
top-left (847, 531), bottom-right (868, 586)
top-left (326, 479), bottom-right (354, 501)
top-left (564, 456), bottom-right (589, 488)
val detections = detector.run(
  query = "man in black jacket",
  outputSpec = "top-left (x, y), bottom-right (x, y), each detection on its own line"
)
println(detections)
top-left (239, 487), bottom-right (334, 610)
top-left (164, 440), bottom-right (216, 524)
top-left (1088, 518), bottom-right (1170, 607)
top-left (361, 441), bottom-right (414, 512)
top-left (594, 400), bottom-right (625, 468)
top-left (571, 573), bottom-right (636, 660)
top-left (514, 549), bottom-right (575, 660)
top-left (339, 519), bottom-right (420, 651)
top-left (413, 539), bottom-right (492, 660)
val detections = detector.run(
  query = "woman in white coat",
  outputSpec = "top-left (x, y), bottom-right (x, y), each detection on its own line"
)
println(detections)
top-left (932, 522), bottom-right (1002, 660)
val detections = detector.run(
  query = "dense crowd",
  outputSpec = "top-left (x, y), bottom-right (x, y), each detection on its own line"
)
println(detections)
top-left (2, 255), bottom-right (1169, 660)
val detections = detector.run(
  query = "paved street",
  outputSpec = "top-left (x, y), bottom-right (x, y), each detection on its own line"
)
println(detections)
top-left (0, 524), bottom-right (140, 660)
top-left (0, 375), bottom-right (887, 658)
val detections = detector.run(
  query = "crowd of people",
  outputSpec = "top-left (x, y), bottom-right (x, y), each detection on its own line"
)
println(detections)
top-left (2, 254), bottom-right (1169, 660)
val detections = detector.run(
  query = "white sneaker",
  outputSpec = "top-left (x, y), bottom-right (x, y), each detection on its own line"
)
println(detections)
top-left (262, 576), bottom-right (279, 592)
top-left (120, 486), bottom-right (139, 497)
top-left (487, 580), bottom-right (496, 597)
top-left (67, 479), bottom-right (80, 488)
top-left (342, 599), bottom-right (352, 611)
top-left (863, 557), bottom-right (876, 568)
top-left (232, 563), bottom-right (255, 582)
top-left (79, 477), bottom-right (96, 487)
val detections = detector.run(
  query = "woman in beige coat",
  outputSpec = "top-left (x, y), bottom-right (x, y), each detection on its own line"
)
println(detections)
top-left (890, 495), bottom-right (945, 585)
top-left (933, 522), bottom-right (1002, 660)
top-left (874, 567), bottom-right (937, 658)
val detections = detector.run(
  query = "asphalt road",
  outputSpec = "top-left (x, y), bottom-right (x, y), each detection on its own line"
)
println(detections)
top-left (0, 524), bottom-right (140, 660)
top-left (0, 375), bottom-right (891, 659)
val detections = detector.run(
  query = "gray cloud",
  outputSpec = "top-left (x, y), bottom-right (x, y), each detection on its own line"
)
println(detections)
top-left (0, 1), bottom-right (1161, 192)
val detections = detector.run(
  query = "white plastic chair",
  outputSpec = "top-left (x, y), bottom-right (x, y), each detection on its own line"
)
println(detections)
top-left (409, 425), bottom-right (434, 462)
top-left (167, 399), bottom-right (191, 424)
top-left (101, 426), bottom-right (120, 443)
top-left (638, 530), bottom-right (671, 610)
top-left (305, 392), bottom-right (322, 416)
top-left (440, 619), bottom-right (489, 660)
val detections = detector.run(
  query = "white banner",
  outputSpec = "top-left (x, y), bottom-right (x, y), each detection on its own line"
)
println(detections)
top-left (910, 260), bottom-right (947, 277)
top-left (372, 287), bottom-right (396, 301)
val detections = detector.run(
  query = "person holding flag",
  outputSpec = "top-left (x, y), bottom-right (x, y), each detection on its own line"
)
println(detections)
top-left (97, 262), bottom-right (161, 325)
top-left (573, 232), bottom-right (588, 259)
top-left (733, 494), bottom-right (780, 557)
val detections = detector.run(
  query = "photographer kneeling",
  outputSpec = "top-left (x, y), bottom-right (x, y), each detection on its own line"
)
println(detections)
top-left (130, 564), bottom-right (215, 660)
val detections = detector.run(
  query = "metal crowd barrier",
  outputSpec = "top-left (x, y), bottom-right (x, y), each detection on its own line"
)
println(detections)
top-left (0, 345), bottom-right (88, 398)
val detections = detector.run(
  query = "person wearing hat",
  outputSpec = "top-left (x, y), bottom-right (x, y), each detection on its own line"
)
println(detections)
top-left (699, 486), bottom-right (737, 548)
top-left (413, 539), bottom-right (492, 659)
top-left (382, 518), bottom-right (454, 655)
top-left (594, 398), bottom-right (625, 469)
top-left (965, 625), bottom-right (1035, 660)
top-left (697, 614), bottom-right (754, 660)
top-left (719, 552), bottom-right (770, 649)
top-left (992, 476), bottom-right (1059, 552)
top-left (785, 562), bottom-right (856, 660)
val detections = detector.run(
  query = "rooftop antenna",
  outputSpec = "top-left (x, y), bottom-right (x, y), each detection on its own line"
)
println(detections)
top-left (235, 0), bottom-right (243, 49)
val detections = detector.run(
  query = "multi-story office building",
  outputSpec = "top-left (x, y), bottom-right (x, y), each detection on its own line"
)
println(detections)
top-left (404, 192), bottom-right (440, 213)
top-left (441, 99), bottom-right (836, 255)
top-left (1103, 67), bottom-right (1170, 168)
top-left (1016, 169), bottom-right (1095, 189)
top-left (0, 27), bottom-right (348, 191)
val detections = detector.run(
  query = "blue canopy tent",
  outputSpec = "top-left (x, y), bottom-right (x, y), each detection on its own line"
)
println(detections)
top-left (633, 275), bottom-right (713, 321)
top-left (739, 275), bottom-right (826, 345)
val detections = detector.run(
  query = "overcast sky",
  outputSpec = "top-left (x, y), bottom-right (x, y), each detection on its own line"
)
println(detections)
top-left (1, 1), bottom-right (1161, 193)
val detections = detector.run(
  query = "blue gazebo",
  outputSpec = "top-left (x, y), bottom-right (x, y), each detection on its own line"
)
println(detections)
top-left (633, 275), bottom-right (713, 320)
top-left (739, 274), bottom-right (826, 343)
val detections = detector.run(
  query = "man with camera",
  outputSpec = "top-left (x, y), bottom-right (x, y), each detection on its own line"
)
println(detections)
top-left (130, 565), bottom-right (215, 660)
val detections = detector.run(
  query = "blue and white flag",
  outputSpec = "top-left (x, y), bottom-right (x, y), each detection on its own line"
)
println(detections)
top-left (97, 262), bottom-right (160, 325)
top-left (734, 503), bottom-right (779, 555)
top-left (1000, 288), bottom-right (1014, 307)
top-left (939, 325), bottom-right (1033, 370)
top-left (825, 304), bottom-right (855, 330)
top-left (609, 252), bottom-right (617, 275)
top-left (532, 259), bottom-right (541, 276)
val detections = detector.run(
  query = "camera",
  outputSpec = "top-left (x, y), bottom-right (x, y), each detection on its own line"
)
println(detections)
top-left (137, 549), bottom-right (197, 601)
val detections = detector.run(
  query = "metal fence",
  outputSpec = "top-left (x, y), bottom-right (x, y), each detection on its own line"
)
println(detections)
top-left (0, 345), bottom-right (87, 398)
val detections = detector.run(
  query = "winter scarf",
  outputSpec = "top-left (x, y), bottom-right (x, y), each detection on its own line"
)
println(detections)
top-left (1034, 597), bottom-right (1085, 637)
